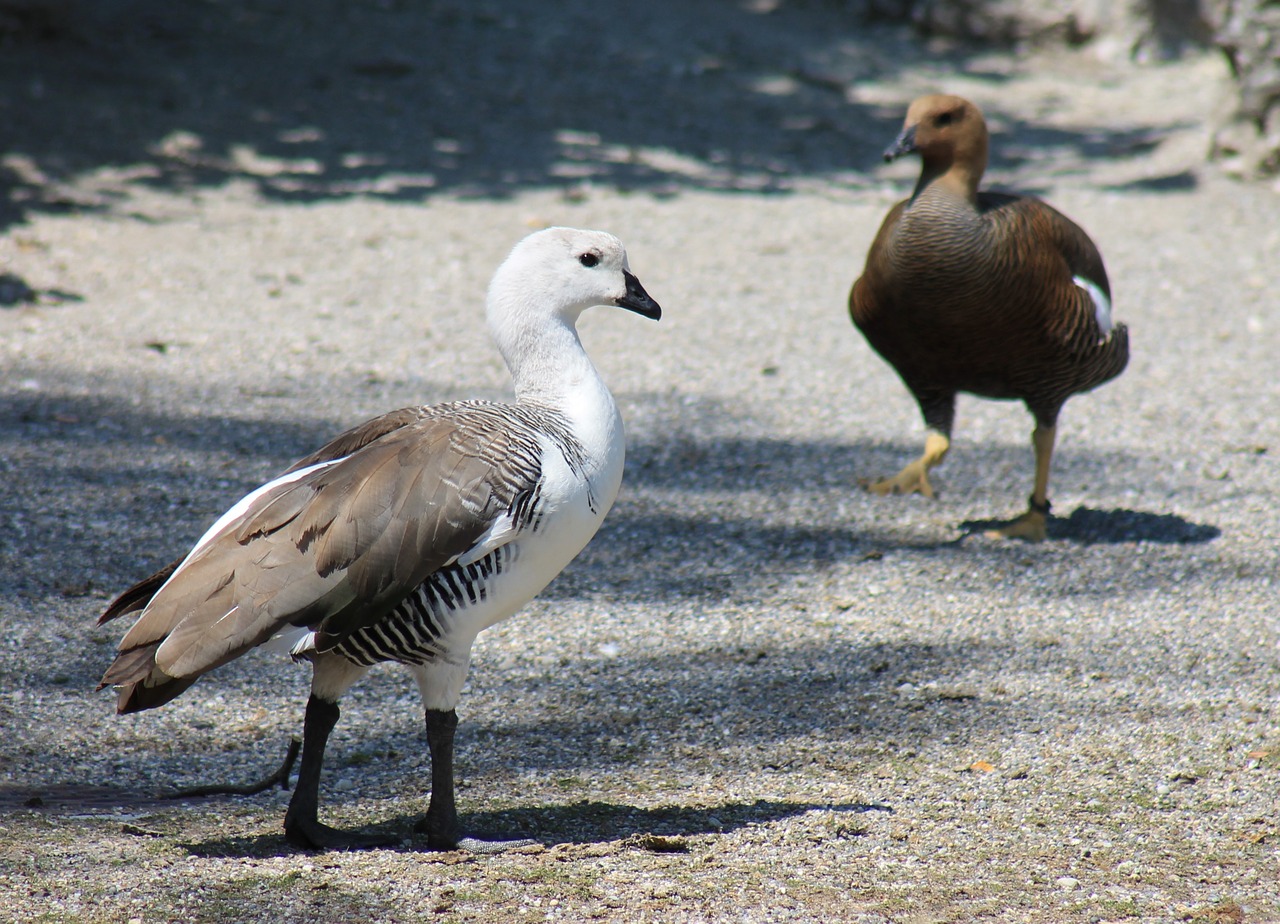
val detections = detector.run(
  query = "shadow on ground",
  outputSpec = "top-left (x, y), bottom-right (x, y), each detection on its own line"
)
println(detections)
top-left (169, 797), bottom-right (890, 858)
top-left (960, 505), bottom-right (1221, 544)
top-left (1, 0), bottom-right (1201, 232)
top-left (0, 377), bottom-right (1225, 612)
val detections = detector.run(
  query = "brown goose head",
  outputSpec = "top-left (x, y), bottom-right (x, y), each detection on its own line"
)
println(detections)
top-left (884, 94), bottom-right (989, 202)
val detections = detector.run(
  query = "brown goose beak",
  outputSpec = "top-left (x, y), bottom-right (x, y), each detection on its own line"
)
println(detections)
top-left (883, 124), bottom-right (918, 162)
top-left (617, 270), bottom-right (661, 320)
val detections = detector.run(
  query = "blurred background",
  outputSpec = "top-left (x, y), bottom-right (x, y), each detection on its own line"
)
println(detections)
top-left (1, 0), bottom-right (1275, 240)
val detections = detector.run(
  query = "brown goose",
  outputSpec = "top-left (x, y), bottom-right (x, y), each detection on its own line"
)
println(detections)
top-left (849, 94), bottom-right (1129, 541)
top-left (97, 227), bottom-right (661, 850)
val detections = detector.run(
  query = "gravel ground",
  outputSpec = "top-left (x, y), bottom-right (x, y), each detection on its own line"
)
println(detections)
top-left (1, 2), bottom-right (1278, 922)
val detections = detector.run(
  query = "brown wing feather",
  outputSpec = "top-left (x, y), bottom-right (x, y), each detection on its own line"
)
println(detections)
top-left (100, 406), bottom-right (539, 708)
top-left (97, 409), bottom-right (430, 630)
top-left (285, 406), bottom-right (430, 474)
top-left (990, 195), bottom-right (1113, 356)
top-left (97, 559), bottom-right (182, 626)
top-left (849, 187), bottom-right (1126, 416)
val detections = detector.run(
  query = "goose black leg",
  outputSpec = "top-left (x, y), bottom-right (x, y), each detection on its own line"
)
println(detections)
top-left (283, 695), bottom-right (396, 850)
top-left (414, 707), bottom-right (540, 853)
top-left (415, 707), bottom-right (461, 850)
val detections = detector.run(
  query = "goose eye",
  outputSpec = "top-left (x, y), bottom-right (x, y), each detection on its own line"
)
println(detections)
top-left (936, 111), bottom-right (955, 126)
top-left (578, 252), bottom-right (600, 268)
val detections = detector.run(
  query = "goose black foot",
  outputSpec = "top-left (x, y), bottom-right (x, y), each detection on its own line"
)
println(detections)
top-left (282, 694), bottom-right (396, 851)
top-left (411, 708), bottom-right (538, 852)
top-left (284, 816), bottom-right (399, 851)
top-left (413, 804), bottom-right (459, 851)
top-left (412, 810), bottom-right (537, 854)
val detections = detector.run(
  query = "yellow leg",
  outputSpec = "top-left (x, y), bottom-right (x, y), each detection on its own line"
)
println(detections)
top-left (986, 424), bottom-right (1055, 541)
top-left (862, 430), bottom-right (950, 498)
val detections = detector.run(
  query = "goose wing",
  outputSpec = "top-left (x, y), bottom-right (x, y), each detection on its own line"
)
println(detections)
top-left (101, 405), bottom-right (543, 695)
top-left (985, 195), bottom-right (1116, 355)
top-left (97, 407), bottom-right (436, 628)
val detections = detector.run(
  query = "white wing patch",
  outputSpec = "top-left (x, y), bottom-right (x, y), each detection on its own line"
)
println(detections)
top-left (152, 457), bottom-right (347, 603)
top-left (1073, 274), bottom-right (1112, 336)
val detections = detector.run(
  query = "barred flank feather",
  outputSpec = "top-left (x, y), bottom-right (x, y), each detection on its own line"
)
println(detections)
top-left (334, 546), bottom-right (510, 667)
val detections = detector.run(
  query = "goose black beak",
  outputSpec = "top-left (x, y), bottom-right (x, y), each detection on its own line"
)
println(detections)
top-left (616, 270), bottom-right (661, 320)
top-left (883, 125), bottom-right (918, 162)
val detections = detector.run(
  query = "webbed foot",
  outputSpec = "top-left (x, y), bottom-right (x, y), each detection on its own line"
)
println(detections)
top-left (284, 816), bottom-right (399, 851)
top-left (860, 460), bottom-right (936, 498)
top-left (983, 497), bottom-right (1050, 542)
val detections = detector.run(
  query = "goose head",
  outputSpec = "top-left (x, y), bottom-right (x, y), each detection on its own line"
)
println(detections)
top-left (487, 227), bottom-right (661, 334)
top-left (884, 94), bottom-right (989, 198)
top-left (486, 227), bottom-right (661, 396)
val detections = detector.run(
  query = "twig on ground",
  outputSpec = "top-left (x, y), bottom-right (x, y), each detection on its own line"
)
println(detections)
top-left (165, 737), bottom-right (300, 799)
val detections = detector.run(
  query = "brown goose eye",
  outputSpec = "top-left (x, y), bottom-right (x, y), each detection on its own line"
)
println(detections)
top-left (579, 252), bottom-right (599, 268)
top-left (936, 111), bottom-right (955, 127)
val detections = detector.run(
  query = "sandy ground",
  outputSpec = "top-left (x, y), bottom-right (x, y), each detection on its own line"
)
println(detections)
top-left (1, 2), bottom-right (1278, 922)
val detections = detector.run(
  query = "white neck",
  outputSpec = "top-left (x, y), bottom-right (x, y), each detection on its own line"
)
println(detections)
top-left (493, 308), bottom-right (589, 399)
top-left (495, 304), bottom-right (626, 500)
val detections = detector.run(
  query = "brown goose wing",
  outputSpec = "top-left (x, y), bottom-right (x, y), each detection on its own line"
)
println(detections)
top-left (97, 407), bottom-right (435, 628)
top-left (848, 200), bottom-right (908, 331)
top-left (984, 194), bottom-right (1116, 355)
top-left (283, 406), bottom-right (431, 474)
top-left (102, 405), bottom-right (541, 692)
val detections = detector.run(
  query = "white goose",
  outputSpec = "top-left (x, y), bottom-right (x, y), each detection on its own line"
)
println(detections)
top-left (97, 227), bottom-right (662, 851)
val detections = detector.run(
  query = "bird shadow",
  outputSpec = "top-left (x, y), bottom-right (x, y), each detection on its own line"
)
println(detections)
top-left (176, 797), bottom-right (890, 858)
top-left (958, 505), bottom-right (1221, 545)
top-left (0, 272), bottom-right (84, 307)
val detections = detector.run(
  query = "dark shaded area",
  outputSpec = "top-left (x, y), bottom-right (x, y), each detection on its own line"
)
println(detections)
top-left (959, 505), bottom-right (1221, 545)
top-left (1054, 505), bottom-right (1221, 544)
top-left (16, 622), bottom-right (1254, 849)
top-left (3, 638), bottom-right (1028, 851)
top-left (228, 797), bottom-right (881, 856)
top-left (0, 0), bottom-right (901, 228)
top-left (0, 270), bottom-right (81, 305)
top-left (0, 0), bottom-right (1204, 232)
top-left (1105, 169), bottom-right (1199, 192)
top-left (0, 271), bottom-right (35, 304)
top-left (0, 380), bottom-right (1224, 615)
top-left (0, 387), bottom-right (335, 464)
top-left (170, 797), bottom-right (884, 857)
top-left (447, 797), bottom-right (889, 848)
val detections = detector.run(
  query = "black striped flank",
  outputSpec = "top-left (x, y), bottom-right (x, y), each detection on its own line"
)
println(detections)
top-left (334, 547), bottom-right (508, 667)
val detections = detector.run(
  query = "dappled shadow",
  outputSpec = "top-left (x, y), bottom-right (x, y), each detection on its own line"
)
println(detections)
top-left (0, 378), bottom-right (1234, 612)
top-left (546, 509), bottom-right (964, 604)
top-left (959, 505), bottom-right (1221, 545)
top-left (0, 0), bottom-right (1206, 231)
top-left (0, 387), bottom-right (333, 461)
top-left (5, 636), bottom-right (1035, 800)
top-left (0, 0), bottom-right (903, 228)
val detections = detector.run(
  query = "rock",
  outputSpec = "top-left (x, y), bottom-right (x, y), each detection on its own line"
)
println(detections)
top-left (859, 0), bottom-right (1211, 57)
top-left (1209, 0), bottom-right (1280, 177)
top-left (845, 0), bottom-right (1279, 179)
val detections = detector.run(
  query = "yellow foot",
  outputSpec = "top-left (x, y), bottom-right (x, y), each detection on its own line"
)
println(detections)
top-left (859, 461), bottom-right (935, 498)
top-left (984, 509), bottom-right (1048, 542)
